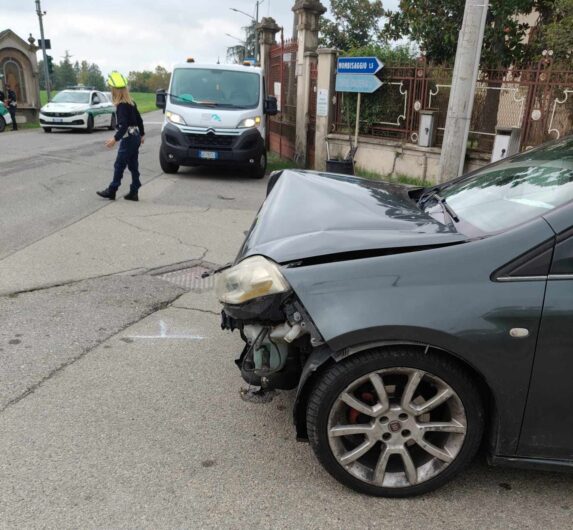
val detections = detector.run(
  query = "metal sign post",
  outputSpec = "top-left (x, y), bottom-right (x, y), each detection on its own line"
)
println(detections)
top-left (335, 57), bottom-right (384, 154)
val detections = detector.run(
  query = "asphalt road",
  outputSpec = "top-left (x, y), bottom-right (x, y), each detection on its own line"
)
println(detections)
top-left (0, 115), bottom-right (572, 529)
top-left (0, 112), bottom-right (264, 260)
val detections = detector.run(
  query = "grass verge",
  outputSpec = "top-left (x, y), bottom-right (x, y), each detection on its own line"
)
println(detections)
top-left (355, 166), bottom-right (427, 187)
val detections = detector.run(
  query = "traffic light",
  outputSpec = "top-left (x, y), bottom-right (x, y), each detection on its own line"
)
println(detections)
top-left (47, 55), bottom-right (54, 74)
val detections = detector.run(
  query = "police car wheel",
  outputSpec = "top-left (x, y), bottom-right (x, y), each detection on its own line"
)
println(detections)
top-left (0, 116), bottom-right (5, 133)
top-left (43, 127), bottom-right (52, 133)
top-left (86, 115), bottom-right (94, 133)
top-left (108, 114), bottom-right (117, 131)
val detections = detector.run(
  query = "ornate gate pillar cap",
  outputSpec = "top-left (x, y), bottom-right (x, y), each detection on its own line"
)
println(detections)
top-left (292, 0), bottom-right (327, 16)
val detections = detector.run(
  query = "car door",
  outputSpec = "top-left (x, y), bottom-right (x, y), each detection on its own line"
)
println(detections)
top-left (518, 209), bottom-right (573, 460)
top-left (97, 92), bottom-right (112, 125)
top-left (90, 92), bottom-right (103, 126)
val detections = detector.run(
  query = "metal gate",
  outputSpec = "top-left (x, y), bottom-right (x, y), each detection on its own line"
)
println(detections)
top-left (268, 38), bottom-right (298, 161)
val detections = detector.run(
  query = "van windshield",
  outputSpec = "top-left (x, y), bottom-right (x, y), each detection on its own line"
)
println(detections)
top-left (170, 68), bottom-right (260, 109)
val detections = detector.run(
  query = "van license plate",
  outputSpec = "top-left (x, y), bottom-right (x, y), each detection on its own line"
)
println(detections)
top-left (199, 151), bottom-right (218, 160)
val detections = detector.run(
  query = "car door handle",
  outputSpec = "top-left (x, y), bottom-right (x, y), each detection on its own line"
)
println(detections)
top-left (510, 328), bottom-right (530, 338)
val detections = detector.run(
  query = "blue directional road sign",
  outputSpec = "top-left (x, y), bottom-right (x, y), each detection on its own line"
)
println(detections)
top-left (335, 73), bottom-right (383, 94)
top-left (337, 57), bottom-right (383, 75)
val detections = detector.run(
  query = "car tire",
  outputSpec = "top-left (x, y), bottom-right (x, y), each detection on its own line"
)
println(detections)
top-left (108, 113), bottom-right (117, 131)
top-left (0, 116), bottom-right (5, 133)
top-left (86, 115), bottom-right (94, 133)
top-left (306, 347), bottom-right (484, 498)
top-left (43, 127), bottom-right (52, 133)
top-left (159, 149), bottom-right (180, 174)
top-left (250, 152), bottom-right (267, 179)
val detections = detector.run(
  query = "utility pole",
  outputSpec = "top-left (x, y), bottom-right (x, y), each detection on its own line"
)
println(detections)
top-left (438, 0), bottom-right (489, 181)
top-left (255, 1), bottom-right (262, 65)
top-left (35, 0), bottom-right (51, 101)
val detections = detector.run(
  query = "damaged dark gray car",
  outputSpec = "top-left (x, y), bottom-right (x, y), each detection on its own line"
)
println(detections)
top-left (216, 137), bottom-right (573, 497)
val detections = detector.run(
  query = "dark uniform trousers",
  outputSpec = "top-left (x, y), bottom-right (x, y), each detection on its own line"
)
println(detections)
top-left (110, 133), bottom-right (142, 192)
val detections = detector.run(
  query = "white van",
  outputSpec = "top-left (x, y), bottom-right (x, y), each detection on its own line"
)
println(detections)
top-left (156, 62), bottom-right (277, 178)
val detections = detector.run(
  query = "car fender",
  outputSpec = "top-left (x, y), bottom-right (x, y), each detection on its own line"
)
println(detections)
top-left (293, 327), bottom-right (499, 448)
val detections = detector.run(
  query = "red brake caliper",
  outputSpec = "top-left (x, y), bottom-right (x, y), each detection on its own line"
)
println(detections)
top-left (348, 392), bottom-right (375, 424)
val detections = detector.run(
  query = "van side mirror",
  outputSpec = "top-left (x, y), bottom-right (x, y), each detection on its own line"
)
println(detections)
top-left (264, 96), bottom-right (278, 116)
top-left (156, 89), bottom-right (166, 109)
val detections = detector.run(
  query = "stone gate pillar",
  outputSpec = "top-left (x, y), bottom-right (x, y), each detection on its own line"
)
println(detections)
top-left (292, 0), bottom-right (326, 167)
top-left (314, 48), bottom-right (338, 171)
top-left (257, 17), bottom-right (281, 79)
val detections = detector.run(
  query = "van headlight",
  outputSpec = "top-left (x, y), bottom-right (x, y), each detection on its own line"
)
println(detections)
top-left (215, 256), bottom-right (290, 305)
top-left (166, 111), bottom-right (187, 125)
top-left (237, 116), bottom-right (261, 128)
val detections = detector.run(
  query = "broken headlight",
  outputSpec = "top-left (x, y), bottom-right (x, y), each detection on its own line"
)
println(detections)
top-left (215, 256), bottom-right (290, 305)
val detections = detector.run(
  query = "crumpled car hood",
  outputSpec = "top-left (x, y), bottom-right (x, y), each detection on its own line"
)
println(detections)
top-left (236, 170), bottom-right (468, 264)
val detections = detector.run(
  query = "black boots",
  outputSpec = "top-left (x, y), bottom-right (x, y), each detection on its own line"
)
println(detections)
top-left (96, 188), bottom-right (116, 200)
top-left (97, 188), bottom-right (139, 201)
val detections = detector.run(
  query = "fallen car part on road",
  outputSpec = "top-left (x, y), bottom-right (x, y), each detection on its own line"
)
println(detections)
top-left (217, 136), bottom-right (573, 497)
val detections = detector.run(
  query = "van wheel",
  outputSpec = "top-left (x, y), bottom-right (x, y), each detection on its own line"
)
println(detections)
top-left (86, 115), bottom-right (94, 133)
top-left (250, 152), bottom-right (267, 179)
top-left (160, 149), bottom-right (179, 174)
top-left (43, 127), bottom-right (52, 133)
top-left (306, 347), bottom-right (484, 497)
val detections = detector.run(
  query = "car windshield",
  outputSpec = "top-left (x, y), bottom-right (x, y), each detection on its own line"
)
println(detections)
top-left (51, 91), bottom-right (91, 104)
top-left (433, 136), bottom-right (573, 234)
top-left (170, 68), bottom-right (260, 109)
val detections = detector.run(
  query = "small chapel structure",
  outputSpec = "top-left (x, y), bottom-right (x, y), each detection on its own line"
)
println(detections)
top-left (0, 29), bottom-right (41, 124)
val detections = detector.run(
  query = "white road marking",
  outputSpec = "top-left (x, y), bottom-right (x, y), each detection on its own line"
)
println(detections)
top-left (128, 319), bottom-right (205, 340)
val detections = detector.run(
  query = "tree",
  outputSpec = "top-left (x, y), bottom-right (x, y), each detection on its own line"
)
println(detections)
top-left (534, 0), bottom-right (573, 66)
top-left (226, 20), bottom-right (257, 64)
top-left (384, 0), bottom-right (538, 68)
top-left (320, 0), bottom-right (384, 50)
top-left (127, 66), bottom-right (171, 92)
top-left (54, 50), bottom-right (77, 89)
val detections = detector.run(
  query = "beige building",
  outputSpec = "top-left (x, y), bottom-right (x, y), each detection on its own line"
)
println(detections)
top-left (0, 29), bottom-right (41, 123)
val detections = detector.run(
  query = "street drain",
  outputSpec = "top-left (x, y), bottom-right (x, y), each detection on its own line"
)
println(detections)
top-left (156, 265), bottom-right (214, 293)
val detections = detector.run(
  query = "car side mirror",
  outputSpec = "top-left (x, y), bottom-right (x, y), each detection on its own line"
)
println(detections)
top-left (264, 96), bottom-right (278, 116)
top-left (92, 97), bottom-right (100, 105)
top-left (156, 89), bottom-right (166, 109)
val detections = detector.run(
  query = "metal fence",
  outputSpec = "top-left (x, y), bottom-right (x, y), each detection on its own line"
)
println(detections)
top-left (268, 39), bottom-right (298, 161)
top-left (334, 58), bottom-right (573, 153)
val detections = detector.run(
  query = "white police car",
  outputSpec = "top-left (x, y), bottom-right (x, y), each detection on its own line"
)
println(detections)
top-left (39, 87), bottom-right (116, 133)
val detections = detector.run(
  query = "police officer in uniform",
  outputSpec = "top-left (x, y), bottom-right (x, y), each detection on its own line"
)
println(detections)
top-left (97, 71), bottom-right (145, 201)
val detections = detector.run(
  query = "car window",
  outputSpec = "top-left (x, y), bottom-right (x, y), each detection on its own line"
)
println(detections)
top-left (552, 236), bottom-right (573, 275)
top-left (97, 92), bottom-right (107, 103)
top-left (438, 136), bottom-right (573, 234)
top-left (51, 91), bottom-right (91, 104)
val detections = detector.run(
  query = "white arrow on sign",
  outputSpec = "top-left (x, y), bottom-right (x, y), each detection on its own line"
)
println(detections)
top-left (335, 73), bottom-right (383, 94)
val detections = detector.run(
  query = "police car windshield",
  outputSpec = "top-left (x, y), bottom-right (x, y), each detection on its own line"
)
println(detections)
top-left (170, 68), bottom-right (260, 109)
top-left (52, 91), bottom-right (91, 104)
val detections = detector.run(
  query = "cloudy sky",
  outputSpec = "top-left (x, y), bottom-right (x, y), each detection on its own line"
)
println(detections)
top-left (4, 0), bottom-right (399, 75)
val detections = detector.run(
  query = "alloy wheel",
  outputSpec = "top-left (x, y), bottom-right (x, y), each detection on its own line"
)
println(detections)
top-left (327, 367), bottom-right (467, 489)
